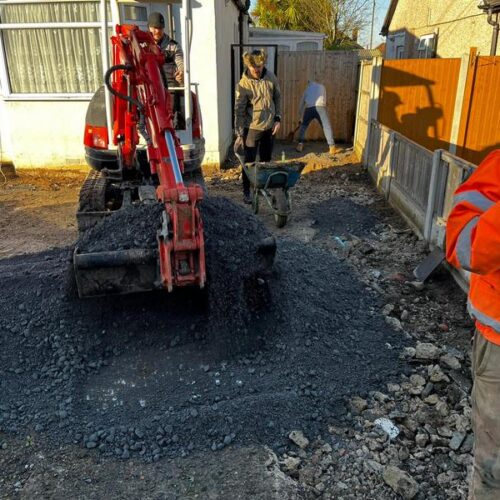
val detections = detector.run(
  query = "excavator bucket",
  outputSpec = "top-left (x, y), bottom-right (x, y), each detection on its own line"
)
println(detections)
top-left (73, 247), bottom-right (159, 297)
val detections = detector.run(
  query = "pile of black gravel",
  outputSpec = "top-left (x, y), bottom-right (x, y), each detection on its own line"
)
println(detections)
top-left (77, 203), bottom-right (164, 253)
top-left (0, 196), bottom-right (406, 463)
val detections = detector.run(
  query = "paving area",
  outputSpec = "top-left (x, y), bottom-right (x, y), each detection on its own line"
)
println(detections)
top-left (0, 144), bottom-right (473, 499)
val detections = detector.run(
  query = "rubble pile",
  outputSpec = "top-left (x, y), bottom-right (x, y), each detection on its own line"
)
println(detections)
top-left (0, 195), bottom-right (404, 464)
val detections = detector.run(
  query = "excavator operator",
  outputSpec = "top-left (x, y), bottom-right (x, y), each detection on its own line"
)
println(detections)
top-left (148, 12), bottom-right (185, 128)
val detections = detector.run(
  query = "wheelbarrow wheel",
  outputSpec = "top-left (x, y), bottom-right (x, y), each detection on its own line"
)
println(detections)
top-left (273, 189), bottom-right (288, 228)
top-left (275, 213), bottom-right (288, 228)
top-left (252, 189), bottom-right (259, 214)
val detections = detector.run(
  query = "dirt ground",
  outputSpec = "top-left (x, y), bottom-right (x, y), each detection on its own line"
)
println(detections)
top-left (0, 143), bottom-right (473, 499)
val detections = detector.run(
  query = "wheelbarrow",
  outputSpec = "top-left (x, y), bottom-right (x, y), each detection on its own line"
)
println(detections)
top-left (235, 146), bottom-right (305, 228)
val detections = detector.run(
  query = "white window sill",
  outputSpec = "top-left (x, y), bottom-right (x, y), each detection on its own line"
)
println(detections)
top-left (1, 94), bottom-right (94, 101)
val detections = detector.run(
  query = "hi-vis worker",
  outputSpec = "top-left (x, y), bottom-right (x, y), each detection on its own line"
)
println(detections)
top-left (446, 149), bottom-right (500, 499)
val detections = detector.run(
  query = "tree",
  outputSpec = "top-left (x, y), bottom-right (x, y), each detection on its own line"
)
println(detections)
top-left (250, 0), bottom-right (303, 31)
top-left (251, 0), bottom-right (371, 49)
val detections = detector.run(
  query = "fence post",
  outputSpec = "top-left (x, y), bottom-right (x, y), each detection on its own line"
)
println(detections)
top-left (353, 61), bottom-right (364, 157)
top-left (384, 131), bottom-right (396, 200)
top-left (364, 56), bottom-right (383, 165)
top-left (449, 50), bottom-right (475, 155)
top-left (454, 47), bottom-right (479, 158)
top-left (424, 149), bottom-right (443, 243)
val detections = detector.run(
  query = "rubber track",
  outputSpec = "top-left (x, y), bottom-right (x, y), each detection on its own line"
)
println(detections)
top-left (78, 170), bottom-right (106, 213)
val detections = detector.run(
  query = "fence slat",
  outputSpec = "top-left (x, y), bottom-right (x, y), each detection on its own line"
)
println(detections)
top-left (378, 58), bottom-right (462, 153)
top-left (276, 51), bottom-right (359, 143)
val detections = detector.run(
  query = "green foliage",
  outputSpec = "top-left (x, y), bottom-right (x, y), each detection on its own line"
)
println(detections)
top-left (251, 0), bottom-right (303, 31)
top-left (251, 0), bottom-right (370, 48)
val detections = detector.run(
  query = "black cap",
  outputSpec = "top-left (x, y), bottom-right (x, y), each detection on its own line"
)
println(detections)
top-left (148, 12), bottom-right (165, 29)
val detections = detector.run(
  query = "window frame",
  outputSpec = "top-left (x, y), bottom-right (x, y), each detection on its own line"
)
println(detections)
top-left (417, 33), bottom-right (436, 59)
top-left (0, 0), bottom-right (118, 100)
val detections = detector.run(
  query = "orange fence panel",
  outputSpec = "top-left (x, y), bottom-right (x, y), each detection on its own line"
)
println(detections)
top-left (378, 59), bottom-right (461, 152)
top-left (458, 56), bottom-right (500, 165)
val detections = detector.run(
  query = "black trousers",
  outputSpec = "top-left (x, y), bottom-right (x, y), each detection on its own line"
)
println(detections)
top-left (242, 127), bottom-right (274, 194)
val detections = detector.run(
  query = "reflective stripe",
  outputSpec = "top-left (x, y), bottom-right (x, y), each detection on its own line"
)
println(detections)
top-left (456, 216), bottom-right (479, 271)
top-left (468, 300), bottom-right (500, 334)
top-left (453, 191), bottom-right (495, 212)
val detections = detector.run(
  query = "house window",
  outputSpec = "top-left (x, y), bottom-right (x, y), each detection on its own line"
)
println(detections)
top-left (0, 2), bottom-right (110, 95)
top-left (296, 41), bottom-right (318, 51)
top-left (121, 4), bottom-right (148, 31)
top-left (417, 34), bottom-right (436, 59)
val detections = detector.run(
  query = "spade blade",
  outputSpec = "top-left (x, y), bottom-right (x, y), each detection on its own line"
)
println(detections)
top-left (413, 247), bottom-right (445, 282)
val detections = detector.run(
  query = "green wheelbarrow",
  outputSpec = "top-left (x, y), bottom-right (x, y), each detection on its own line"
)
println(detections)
top-left (236, 153), bottom-right (306, 227)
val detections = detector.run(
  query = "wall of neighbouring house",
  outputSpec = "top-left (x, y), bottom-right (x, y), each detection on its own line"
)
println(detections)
top-left (249, 28), bottom-right (325, 52)
top-left (187, 1), bottom-right (241, 167)
top-left (214, 0), bottom-right (240, 166)
top-left (0, 1), bottom-right (179, 169)
top-left (0, 100), bottom-right (89, 168)
top-left (388, 0), bottom-right (499, 58)
top-left (0, 1), bottom-right (239, 170)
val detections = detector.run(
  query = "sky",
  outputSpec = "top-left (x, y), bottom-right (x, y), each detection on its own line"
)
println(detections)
top-left (248, 0), bottom-right (390, 49)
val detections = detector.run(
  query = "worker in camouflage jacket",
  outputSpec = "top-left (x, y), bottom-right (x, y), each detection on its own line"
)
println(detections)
top-left (234, 49), bottom-right (281, 204)
top-left (148, 12), bottom-right (184, 87)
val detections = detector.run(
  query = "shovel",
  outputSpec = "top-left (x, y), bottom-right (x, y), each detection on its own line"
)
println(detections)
top-left (234, 140), bottom-right (246, 168)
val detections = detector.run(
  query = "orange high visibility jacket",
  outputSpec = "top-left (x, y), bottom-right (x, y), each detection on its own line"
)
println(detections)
top-left (446, 150), bottom-right (500, 344)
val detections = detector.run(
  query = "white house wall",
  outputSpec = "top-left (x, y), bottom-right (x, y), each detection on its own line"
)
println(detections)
top-left (0, 100), bottom-right (88, 168)
top-left (215, 1), bottom-right (240, 164)
top-left (0, 0), bottom-right (239, 170)
top-left (186, 1), bottom-right (240, 166)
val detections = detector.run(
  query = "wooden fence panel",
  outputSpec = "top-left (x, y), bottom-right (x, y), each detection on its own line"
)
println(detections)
top-left (458, 55), bottom-right (500, 165)
top-left (378, 58), bottom-right (461, 152)
top-left (277, 51), bottom-right (359, 142)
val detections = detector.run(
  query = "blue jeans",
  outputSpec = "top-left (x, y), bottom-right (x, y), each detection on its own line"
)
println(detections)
top-left (298, 106), bottom-right (335, 146)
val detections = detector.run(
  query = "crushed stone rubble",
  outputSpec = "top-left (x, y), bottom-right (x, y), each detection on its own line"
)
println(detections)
top-left (260, 165), bottom-right (473, 499)
top-left (0, 161), bottom-right (475, 498)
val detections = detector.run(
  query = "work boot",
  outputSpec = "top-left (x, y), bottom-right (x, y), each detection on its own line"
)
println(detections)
top-left (296, 142), bottom-right (304, 153)
top-left (243, 192), bottom-right (252, 205)
top-left (329, 145), bottom-right (340, 155)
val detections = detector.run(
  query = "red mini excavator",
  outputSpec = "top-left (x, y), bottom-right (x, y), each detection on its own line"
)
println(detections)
top-left (74, 24), bottom-right (205, 296)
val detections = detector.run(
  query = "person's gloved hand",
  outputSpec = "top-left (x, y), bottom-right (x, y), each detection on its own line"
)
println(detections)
top-left (174, 69), bottom-right (184, 85)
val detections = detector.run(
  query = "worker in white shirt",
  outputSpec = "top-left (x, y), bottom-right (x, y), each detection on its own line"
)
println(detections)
top-left (296, 80), bottom-right (338, 155)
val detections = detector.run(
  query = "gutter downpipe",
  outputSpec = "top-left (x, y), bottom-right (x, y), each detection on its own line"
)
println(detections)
top-left (487, 10), bottom-right (499, 55)
top-left (182, 0), bottom-right (193, 140)
top-left (238, 3), bottom-right (244, 74)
